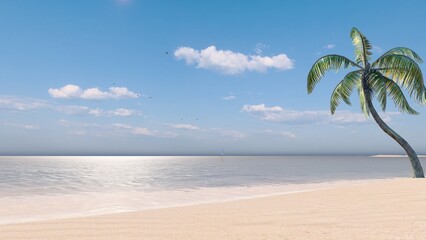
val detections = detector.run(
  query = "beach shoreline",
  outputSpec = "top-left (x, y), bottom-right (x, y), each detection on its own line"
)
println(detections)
top-left (0, 178), bottom-right (390, 226)
top-left (1, 178), bottom-right (425, 240)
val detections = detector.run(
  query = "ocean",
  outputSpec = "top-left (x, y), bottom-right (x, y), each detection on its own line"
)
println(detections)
top-left (0, 155), bottom-right (423, 224)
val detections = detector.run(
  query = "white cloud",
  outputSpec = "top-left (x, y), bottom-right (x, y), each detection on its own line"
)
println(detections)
top-left (254, 43), bottom-right (268, 55)
top-left (55, 105), bottom-right (91, 115)
top-left (242, 104), bottom-right (399, 125)
top-left (166, 123), bottom-right (200, 131)
top-left (80, 88), bottom-right (111, 99)
top-left (175, 47), bottom-right (200, 65)
top-left (108, 87), bottom-right (139, 99)
top-left (278, 131), bottom-right (296, 138)
top-left (87, 108), bottom-right (136, 117)
top-left (0, 95), bottom-right (137, 118)
top-left (114, 124), bottom-right (176, 138)
top-left (219, 130), bottom-right (246, 139)
top-left (59, 121), bottom-right (172, 138)
top-left (1, 96), bottom-right (138, 118)
top-left (48, 85), bottom-right (81, 98)
top-left (111, 123), bottom-right (133, 129)
top-left (323, 44), bottom-right (336, 49)
top-left (6, 123), bottom-right (40, 130)
top-left (210, 128), bottom-right (246, 139)
top-left (132, 127), bottom-right (155, 136)
top-left (263, 130), bottom-right (296, 138)
top-left (242, 104), bottom-right (283, 113)
top-left (48, 84), bottom-right (139, 100)
top-left (88, 108), bottom-right (103, 117)
top-left (96, 108), bottom-right (135, 117)
top-left (242, 103), bottom-right (338, 124)
top-left (56, 105), bottom-right (136, 117)
top-left (58, 119), bottom-right (71, 127)
top-left (222, 95), bottom-right (236, 100)
top-left (165, 123), bottom-right (246, 139)
top-left (111, 108), bottom-right (134, 116)
top-left (0, 96), bottom-right (49, 111)
top-left (175, 46), bottom-right (294, 75)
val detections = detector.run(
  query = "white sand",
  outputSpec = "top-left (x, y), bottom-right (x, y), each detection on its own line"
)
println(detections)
top-left (0, 178), bottom-right (425, 240)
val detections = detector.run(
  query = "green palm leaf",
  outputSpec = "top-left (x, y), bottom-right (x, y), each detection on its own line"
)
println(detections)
top-left (382, 76), bottom-right (419, 115)
top-left (373, 54), bottom-right (425, 103)
top-left (350, 27), bottom-right (372, 66)
top-left (357, 81), bottom-right (370, 116)
top-left (374, 47), bottom-right (423, 64)
top-left (307, 55), bottom-right (359, 94)
top-left (367, 72), bottom-right (387, 111)
top-left (330, 70), bottom-right (362, 114)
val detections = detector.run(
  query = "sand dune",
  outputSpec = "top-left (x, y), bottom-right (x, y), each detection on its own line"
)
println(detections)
top-left (1, 178), bottom-right (425, 240)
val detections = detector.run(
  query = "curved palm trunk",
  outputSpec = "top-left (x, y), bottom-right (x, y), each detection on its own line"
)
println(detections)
top-left (363, 87), bottom-right (425, 178)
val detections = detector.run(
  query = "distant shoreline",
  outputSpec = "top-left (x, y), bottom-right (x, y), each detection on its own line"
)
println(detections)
top-left (370, 155), bottom-right (426, 158)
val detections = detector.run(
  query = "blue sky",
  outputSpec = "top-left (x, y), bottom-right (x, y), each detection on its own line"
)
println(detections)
top-left (1, 0), bottom-right (426, 155)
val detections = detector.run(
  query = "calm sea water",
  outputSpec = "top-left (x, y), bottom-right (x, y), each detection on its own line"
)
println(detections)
top-left (0, 156), bottom-right (423, 224)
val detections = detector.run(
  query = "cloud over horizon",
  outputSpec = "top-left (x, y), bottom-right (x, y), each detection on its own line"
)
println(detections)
top-left (241, 104), bottom-right (399, 125)
top-left (48, 84), bottom-right (139, 100)
top-left (57, 105), bottom-right (136, 117)
top-left (263, 129), bottom-right (296, 138)
top-left (0, 96), bottom-right (49, 111)
top-left (0, 96), bottom-right (137, 118)
top-left (58, 122), bottom-right (175, 138)
top-left (175, 46), bottom-right (294, 75)
top-left (209, 128), bottom-right (246, 139)
top-left (166, 123), bottom-right (200, 131)
top-left (6, 123), bottom-right (40, 130)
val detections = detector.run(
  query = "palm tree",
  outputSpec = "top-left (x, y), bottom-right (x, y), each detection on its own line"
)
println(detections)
top-left (307, 27), bottom-right (426, 178)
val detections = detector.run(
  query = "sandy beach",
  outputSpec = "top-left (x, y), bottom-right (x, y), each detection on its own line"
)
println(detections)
top-left (0, 178), bottom-right (425, 240)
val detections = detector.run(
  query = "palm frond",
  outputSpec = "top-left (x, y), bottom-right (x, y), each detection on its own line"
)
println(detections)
top-left (382, 76), bottom-right (419, 115)
top-left (424, 91), bottom-right (426, 103)
top-left (356, 81), bottom-right (370, 116)
top-left (373, 54), bottom-right (425, 103)
top-left (350, 27), bottom-right (372, 66)
top-left (330, 71), bottom-right (362, 114)
top-left (307, 54), bottom-right (359, 94)
top-left (374, 47), bottom-right (423, 64)
top-left (367, 72), bottom-right (387, 111)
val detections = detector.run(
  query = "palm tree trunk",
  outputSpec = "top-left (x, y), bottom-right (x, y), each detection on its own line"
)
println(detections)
top-left (363, 87), bottom-right (425, 178)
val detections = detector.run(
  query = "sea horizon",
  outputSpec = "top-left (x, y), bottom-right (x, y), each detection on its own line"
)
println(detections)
top-left (2, 153), bottom-right (426, 157)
